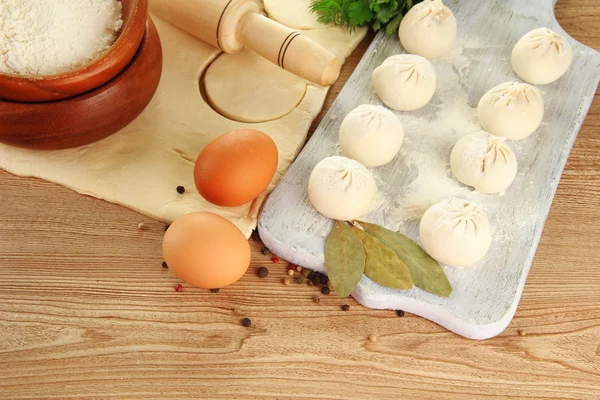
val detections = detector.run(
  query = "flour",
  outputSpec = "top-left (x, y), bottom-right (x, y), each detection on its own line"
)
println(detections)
top-left (0, 0), bottom-right (123, 76)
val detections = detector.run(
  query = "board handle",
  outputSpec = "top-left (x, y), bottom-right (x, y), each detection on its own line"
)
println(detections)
top-left (239, 13), bottom-right (341, 86)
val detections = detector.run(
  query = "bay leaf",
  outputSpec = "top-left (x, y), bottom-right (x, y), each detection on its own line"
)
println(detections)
top-left (359, 221), bottom-right (453, 298)
top-left (325, 221), bottom-right (366, 297)
top-left (353, 227), bottom-right (413, 290)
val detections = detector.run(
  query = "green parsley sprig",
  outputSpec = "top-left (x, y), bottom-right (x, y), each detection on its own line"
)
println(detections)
top-left (310, 0), bottom-right (422, 35)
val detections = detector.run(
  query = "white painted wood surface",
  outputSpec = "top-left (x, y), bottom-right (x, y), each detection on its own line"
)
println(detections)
top-left (258, 0), bottom-right (600, 340)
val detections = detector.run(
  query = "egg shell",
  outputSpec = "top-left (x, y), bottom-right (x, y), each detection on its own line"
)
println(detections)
top-left (162, 212), bottom-right (251, 289)
top-left (194, 129), bottom-right (279, 207)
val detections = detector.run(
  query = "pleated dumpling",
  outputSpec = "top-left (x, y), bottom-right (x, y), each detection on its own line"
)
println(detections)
top-left (450, 131), bottom-right (518, 194)
top-left (477, 82), bottom-right (544, 140)
top-left (308, 156), bottom-right (377, 221)
top-left (512, 28), bottom-right (573, 85)
top-left (398, 0), bottom-right (457, 59)
top-left (419, 198), bottom-right (492, 268)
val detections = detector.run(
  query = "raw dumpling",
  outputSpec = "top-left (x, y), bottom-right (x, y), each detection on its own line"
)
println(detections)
top-left (512, 28), bottom-right (573, 85)
top-left (450, 131), bottom-right (518, 194)
top-left (308, 156), bottom-right (377, 221)
top-left (398, 0), bottom-right (457, 59)
top-left (477, 82), bottom-right (544, 140)
top-left (419, 198), bottom-right (492, 267)
top-left (338, 104), bottom-right (404, 167)
top-left (372, 54), bottom-right (436, 111)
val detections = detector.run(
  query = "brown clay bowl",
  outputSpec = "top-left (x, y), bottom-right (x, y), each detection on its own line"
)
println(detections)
top-left (0, 18), bottom-right (162, 150)
top-left (0, 0), bottom-right (148, 103)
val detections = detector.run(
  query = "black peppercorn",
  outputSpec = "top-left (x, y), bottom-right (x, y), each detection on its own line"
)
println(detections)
top-left (261, 247), bottom-right (270, 255)
top-left (311, 276), bottom-right (320, 285)
top-left (161, 261), bottom-right (168, 269)
top-left (307, 271), bottom-right (316, 280)
top-left (210, 288), bottom-right (220, 293)
top-left (241, 318), bottom-right (251, 327)
top-left (396, 310), bottom-right (405, 317)
top-left (176, 185), bottom-right (185, 194)
top-left (319, 275), bottom-right (328, 285)
top-left (257, 266), bottom-right (269, 278)
top-left (341, 304), bottom-right (350, 312)
top-left (321, 286), bottom-right (330, 295)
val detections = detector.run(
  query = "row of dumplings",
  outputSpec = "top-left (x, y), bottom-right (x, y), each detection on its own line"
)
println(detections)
top-left (307, 0), bottom-right (573, 268)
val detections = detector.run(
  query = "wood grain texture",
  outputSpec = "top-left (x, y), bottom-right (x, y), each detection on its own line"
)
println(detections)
top-left (0, 0), bottom-right (148, 103)
top-left (0, 1), bottom-right (599, 399)
top-left (258, 0), bottom-right (600, 339)
top-left (0, 18), bottom-right (162, 150)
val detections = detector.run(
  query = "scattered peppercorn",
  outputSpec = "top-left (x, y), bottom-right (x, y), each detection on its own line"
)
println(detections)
top-left (261, 247), bottom-right (270, 255)
top-left (162, 261), bottom-right (168, 269)
top-left (272, 257), bottom-right (280, 263)
top-left (319, 275), bottom-right (328, 285)
top-left (287, 269), bottom-right (295, 276)
top-left (517, 329), bottom-right (526, 337)
top-left (287, 264), bottom-right (296, 271)
top-left (369, 335), bottom-right (377, 342)
top-left (396, 310), bottom-right (405, 317)
top-left (257, 266), bottom-right (269, 278)
top-left (241, 318), bottom-right (251, 327)
top-left (137, 222), bottom-right (147, 230)
top-left (313, 295), bottom-right (321, 304)
top-left (321, 286), bottom-right (331, 295)
top-left (296, 266), bottom-right (303, 273)
top-left (295, 275), bottom-right (305, 284)
top-left (341, 304), bottom-right (350, 312)
top-left (282, 278), bottom-right (290, 285)
top-left (210, 288), bottom-right (220, 293)
top-left (176, 185), bottom-right (185, 194)
top-left (301, 269), bottom-right (310, 278)
top-left (311, 276), bottom-right (320, 285)
top-left (175, 284), bottom-right (183, 292)
top-left (307, 271), bottom-right (316, 280)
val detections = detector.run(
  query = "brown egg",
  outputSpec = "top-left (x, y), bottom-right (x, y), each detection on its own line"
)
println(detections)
top-left (194, 129), bottom-right (278, 207)
top-left (162, 212), bottom-right (251, 289)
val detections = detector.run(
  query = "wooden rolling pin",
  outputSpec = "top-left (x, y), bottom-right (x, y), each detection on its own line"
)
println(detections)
top-left (149, 0), bottom-right (341, 86)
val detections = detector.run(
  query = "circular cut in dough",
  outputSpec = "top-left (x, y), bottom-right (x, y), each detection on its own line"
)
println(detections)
top-left (308, 156), bottom-right (377, 221)
top-left (339, 104), bottom-right (404, 167)
top-left (477, 82), bottom-right (544, 140)
top-left (419, 198), bottom-right (492, 267)
top-left (204, 50), bottom-right (306, 123)
top-left (399, 0), bottom-right (457, 59)
top-left (512, 28), bottom-right (573, 85)
top-left (372, 54), bottom-right (436, 111)
top-left (450, 131), bottom-right (518, 194)
top-left (264, 0), bottom-right (328, 30)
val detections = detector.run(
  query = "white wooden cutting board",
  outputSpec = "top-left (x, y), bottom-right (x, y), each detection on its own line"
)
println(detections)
top-left (258, 0), bottom-right (600, 340)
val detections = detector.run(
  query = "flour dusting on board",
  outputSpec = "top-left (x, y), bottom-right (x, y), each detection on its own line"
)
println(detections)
top-left (363, 40), bottom-right (538, 251)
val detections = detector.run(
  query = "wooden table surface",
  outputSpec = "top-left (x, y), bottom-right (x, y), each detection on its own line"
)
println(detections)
top-left (1, 2), bottom-right (599, 399)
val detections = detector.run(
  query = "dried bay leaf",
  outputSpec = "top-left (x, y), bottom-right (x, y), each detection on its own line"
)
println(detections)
top-left (360, 221), bottom-right (453, 298)
top-left (325, 221), bottom-right (366, 297)
top-left (353, 227), bottom-right (413, 290)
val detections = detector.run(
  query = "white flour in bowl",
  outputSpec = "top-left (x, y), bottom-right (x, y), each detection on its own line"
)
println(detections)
top-left (0, 0), bottom-right (123, 76)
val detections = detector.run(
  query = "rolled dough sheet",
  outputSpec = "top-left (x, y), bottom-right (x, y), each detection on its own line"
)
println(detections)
top-left (0, 13), bottom-right (366, 238)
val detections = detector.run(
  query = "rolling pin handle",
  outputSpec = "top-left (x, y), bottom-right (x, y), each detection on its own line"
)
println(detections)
top-left (238, 13), bottom-right (341, 86)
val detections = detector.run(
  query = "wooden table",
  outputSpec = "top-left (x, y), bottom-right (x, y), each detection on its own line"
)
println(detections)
top-left (1, 2), bottom-right (599, 399)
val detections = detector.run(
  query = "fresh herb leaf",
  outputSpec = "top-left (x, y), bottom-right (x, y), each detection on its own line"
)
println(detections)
top-left (310, 0), bottom-right (422, 33)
